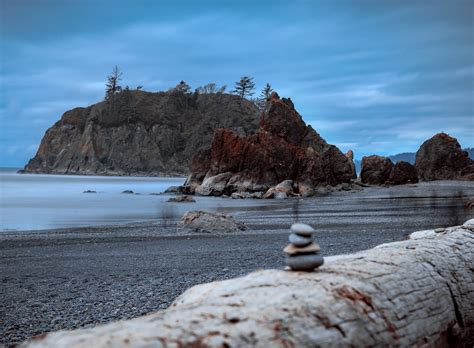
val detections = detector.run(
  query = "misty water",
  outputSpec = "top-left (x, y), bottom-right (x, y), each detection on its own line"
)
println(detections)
top-left (0, 169), bottom-right (286, 232)
top-left (0, 169), bottom-right (189, 231)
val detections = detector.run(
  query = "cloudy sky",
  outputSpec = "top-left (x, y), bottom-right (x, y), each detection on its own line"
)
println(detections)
top-left (1, 0), bottom-right (473, 167)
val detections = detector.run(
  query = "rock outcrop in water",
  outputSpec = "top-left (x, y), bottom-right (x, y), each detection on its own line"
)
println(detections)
top-left (360, 155), bottom-right (394, 185)
top-left (415, 133), bottom-right (474, 181)
top-left (386, 160), bottom-right (418, 185)
top-left (184, 93), bottom-right (356, 197)
top-left (21, 90), bottom-right (259, 176)
top-left (360, 156), bottom-right (418, 186)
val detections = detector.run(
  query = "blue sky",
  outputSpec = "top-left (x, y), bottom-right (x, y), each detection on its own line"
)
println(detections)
top-left (1, 0), bottom-right (473, 167)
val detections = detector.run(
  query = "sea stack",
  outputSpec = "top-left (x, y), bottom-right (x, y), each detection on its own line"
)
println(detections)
top-left (284, 223), bottom-right (324, 271)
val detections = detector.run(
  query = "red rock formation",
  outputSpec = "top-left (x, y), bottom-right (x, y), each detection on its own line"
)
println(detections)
top-left (360, 156), bottom-right (418, 186)
top-left (186, 93), bottom-right (356, 196)
top-left (415, 133), bottom-right (474, 181)
top-left (360, 155), bottom-right (394, 185)
top-left (387, 161), bottom-right (418, 185)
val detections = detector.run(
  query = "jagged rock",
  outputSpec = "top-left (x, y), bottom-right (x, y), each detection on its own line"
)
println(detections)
top-left (298, 183), bottom-right (315, 197)
top-left (360, 155), bottom-right (394, 185)
top-left (275, 180), bottom-right (294, 195)
top-left (177, 211), bottom-right (247, 233)
top-left (20, 90), bottom-right (259, 176)
top-left (387, 161), bottom-right (418, 185)
top-left (164, 186), bottom-right (182, 193)
top-left (167, 195), bottom-right (195, 203)
top-left (415, 133), bottom-right (474, 181)
top-left (185, 93), bottom-right (356, 197)
top-left (230, 192), bottom-right (244, 199)
top-left (195, 172), bottom-right (232, 196)
top-left (345, 150), bottom-right (354, 159)
top-left (250, 192), bottom-right (264, 199)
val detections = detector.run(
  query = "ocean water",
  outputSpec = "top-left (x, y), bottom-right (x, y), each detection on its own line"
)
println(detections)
top-left (0, 169), bottom-right (188, 231)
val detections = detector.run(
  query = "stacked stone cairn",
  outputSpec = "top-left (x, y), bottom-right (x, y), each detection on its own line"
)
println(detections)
top-left (284, 223), bottom-right (324, 271)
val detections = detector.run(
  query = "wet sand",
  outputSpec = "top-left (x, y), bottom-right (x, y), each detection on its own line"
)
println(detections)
top-left (1, 181), bottom-right (473, 346)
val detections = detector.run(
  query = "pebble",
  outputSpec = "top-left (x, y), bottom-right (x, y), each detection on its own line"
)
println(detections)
top-left (291, 223), bottom-right (315, 237)
top-left (288, 233), bottom-right (312, 247)
top-left (284, 242), bottom-right (320, 255)
top-left (286, 254), bottom-right (324, 271)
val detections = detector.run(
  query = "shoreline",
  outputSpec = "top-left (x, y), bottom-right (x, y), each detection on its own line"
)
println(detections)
top-left (1, 181), bottom-right (473, 346)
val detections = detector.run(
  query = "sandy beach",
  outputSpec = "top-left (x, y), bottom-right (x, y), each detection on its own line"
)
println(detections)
top-left (1, 181), bottom-right (473, 346)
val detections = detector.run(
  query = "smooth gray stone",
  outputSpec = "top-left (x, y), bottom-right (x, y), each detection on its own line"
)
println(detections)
top-left (291, 223), bottom-right (315, 237)
top-left (289, 233), bottom-right (312, 247)
top-left (286, 254), bottom-right (324, 271)
top-left (274, 191), bottom-right (288, 199)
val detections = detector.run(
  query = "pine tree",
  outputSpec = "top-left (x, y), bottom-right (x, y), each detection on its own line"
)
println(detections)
top-left (105, 66), bottom-right (123, 100)
top-left (233, 76), bottom-right (255, 99)
top-left (257, 83), bottom-right (274, 110)
top-left (174, 81), bottom-right (191, 93)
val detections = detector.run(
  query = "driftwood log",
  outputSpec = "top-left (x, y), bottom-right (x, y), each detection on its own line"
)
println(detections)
top-left (25, 220), bottom-right (474, 347)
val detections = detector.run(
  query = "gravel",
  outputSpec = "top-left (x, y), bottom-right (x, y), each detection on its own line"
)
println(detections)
top-left (1, 181), bottom-right (473, 346)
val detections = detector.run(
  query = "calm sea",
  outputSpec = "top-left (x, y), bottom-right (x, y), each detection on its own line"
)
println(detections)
top-left (0, 168), bottom-right (186, 231)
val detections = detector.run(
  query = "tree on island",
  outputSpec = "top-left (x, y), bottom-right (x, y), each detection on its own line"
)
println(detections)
top-left (195, 83), bottom-right (227, 94)
top-left (233, 76), bottom-right (255, 99)
top-left (257, 83), bottom-right (274, 110)
top-left (173, 81), bottom-right (192, 93)
top-left (105, 65), bottom-right (123, 100)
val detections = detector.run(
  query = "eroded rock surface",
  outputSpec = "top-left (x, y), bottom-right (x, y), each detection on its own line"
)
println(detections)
top-left (360, 155), bottom-right (394, 185)
top-left (184, 93), bottom-right (356, 197)
top-left (21, 90), bottom-right (259, 176)
top-left (415, 132), bottom-right (474, 181)
top-left (360, 156), bottom-right (418, 186)
top-left (387, 161), bottom-right (418, 185)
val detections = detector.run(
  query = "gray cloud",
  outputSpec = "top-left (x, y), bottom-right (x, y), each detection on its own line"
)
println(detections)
top-left (1, 0), bottom-right (472, 166)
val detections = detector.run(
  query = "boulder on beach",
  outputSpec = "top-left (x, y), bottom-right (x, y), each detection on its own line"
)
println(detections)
top-left (415, 133), bottom-right (474, 181)
top-left (360, 156), bottom-right (419, 186)
top-left (177, 211), bottom-right (247, 233)
top-left (195, 172), bottom-right (233, 196)
top-left (167, 195), bottom-right (196, 203)
top-left (387, 161), bottom-right (418, 185)
top-left (183, 92), bottom-right (356, 198)
top-left (360, 155), bottom-right (393, 185)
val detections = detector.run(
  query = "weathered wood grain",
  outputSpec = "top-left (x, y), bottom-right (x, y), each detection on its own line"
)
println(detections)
top-left (24, 220), bottom-right (474, 347)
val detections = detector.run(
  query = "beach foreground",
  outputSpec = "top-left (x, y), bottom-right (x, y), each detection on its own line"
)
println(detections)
top-left (1, 181), bottom-right (473, 346)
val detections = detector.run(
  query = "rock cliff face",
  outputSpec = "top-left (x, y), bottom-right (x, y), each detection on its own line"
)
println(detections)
top-left (21, 90), bottom-right (260, 176)
top-left (415, 133), bottom-right (474, 181)
top-left (185, 93), bottom-right (356, 196)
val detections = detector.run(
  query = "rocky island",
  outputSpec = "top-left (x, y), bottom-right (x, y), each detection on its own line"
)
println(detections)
top-left (21, 90), bottom-right (259, 176)
top-left (359, 132), bottom-right (474, 185)
top-left (183, 92), bottom-right (356, 197)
